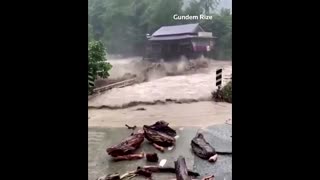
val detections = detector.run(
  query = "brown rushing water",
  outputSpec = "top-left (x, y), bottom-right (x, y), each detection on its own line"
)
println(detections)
top-left (89, 57), bottom-right (231, 108)
top-left (89, 57), bottom-right (231, 127)
top-left (88, 101), bottom-right (231, 127)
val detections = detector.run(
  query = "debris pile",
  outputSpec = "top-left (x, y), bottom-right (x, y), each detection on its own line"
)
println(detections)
top-left (106, 129), bottom-right (145, 157)
top-left (143, 121), bottom-right (176, 148)
top-left (100, 121), bottom-right (231, 179)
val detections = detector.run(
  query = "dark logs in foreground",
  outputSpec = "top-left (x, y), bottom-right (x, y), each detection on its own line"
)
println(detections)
top-left (106, 129), bottom-right (145, 157)
top-left (175, 156), bottom-right (191, 180)
top-left (143, 121), bottom-right (176, 147)
top-left (138, 165), bottom-right (199, 177)
top-left (113, 152), bottom-right (144, 161)
top-left (146, 153), bottom-right (159, 162)
top-left (191, 133), bottom-right (216, 161)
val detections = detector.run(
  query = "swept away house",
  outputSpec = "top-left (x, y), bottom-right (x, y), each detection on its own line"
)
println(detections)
top-left (145, 23), bottom-right (215, 61)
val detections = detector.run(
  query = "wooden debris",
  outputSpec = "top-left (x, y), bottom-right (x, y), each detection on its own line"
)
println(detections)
top-left (135, 167), bottom-right (152, 178)
top-left (106, 130), bottom-right (144, 157)
top-left (113, 152), bottom-right (144, 161)
top-left (125, 124), bottom-right (137, 130)
top-left (152, 143), bottom-right (165, 152)
top-left (96, 173), bottom-right (120, 180)
top-left (175, 156), bottom-right (191, 180)
top-left (138, 166), bottom-right (199, 177)
top-left (146, 153), bottom-right (159, 162)
top-left (191, 133), bottom-right (216, 160)
top-left (202, 175), bottom-right (214, 180)
top-left (98, 165), bottom-right (200, 180)
top-left (144, 127), bottom-right (175, 147)
top-left (106, 174), bottom-right (120, 180)
top-left (144, 121), bottom-right (176, 147)
top-left (147, 121), bottom-right (177, 137)
top-left (191, 133), bottom-right (231, 163)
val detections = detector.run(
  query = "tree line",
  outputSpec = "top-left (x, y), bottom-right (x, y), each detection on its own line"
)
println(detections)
top-left (89, 0), bottom-right (231, 60)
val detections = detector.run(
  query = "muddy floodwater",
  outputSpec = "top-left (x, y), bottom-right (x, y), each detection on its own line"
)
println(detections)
top-left (89, 57), bottom-right (232, 108)
top-left (88, 57), bottom-right (232, 180)
top-left (88, 101), bottom-right (231, 127)
top-left (88, 57), bottom-right (232, 128)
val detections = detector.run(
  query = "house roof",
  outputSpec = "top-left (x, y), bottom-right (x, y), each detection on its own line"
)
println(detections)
top-left (152, 23), bottom-right (204, 37)
top-left (149, 34), bottom-right (214, 41)
top-left (149, 34), bottom-right (197, 41)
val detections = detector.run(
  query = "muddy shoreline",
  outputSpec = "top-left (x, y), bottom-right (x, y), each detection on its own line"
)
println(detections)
top-left (88, 101), bottom-right (231, 128)
top-left (88, 98), bottom-right (212, 110)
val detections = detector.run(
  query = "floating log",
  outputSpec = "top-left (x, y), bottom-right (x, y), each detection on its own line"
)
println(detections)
top-left (106, 130), bottom-right (144, 157)
top-left (175, 156), bottom-right (191, 180)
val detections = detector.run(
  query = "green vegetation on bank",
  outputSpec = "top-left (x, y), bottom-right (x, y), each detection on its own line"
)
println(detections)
top-left (88, 40), bottom-right (112, 93)
top-left (212, 80), bottom-right (232, 103)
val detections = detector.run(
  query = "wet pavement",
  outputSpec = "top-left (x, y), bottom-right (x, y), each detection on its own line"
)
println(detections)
top-left (88, 124), bottom-right (232, 180)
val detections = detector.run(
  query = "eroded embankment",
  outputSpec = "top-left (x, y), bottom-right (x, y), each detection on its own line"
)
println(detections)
top-left (88, 98), bottom-right (211, 110)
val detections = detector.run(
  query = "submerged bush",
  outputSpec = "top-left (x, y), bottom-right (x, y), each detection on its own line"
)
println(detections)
top-left (212, 81), bottom-right (232, 103)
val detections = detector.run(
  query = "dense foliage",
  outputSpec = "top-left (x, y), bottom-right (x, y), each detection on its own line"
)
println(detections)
top-left (88, 40), bottom-right (112, 93)
top-left (212, 80), bottom-right (232, 103)
top-left (89, 0), bottom-right (231, 59)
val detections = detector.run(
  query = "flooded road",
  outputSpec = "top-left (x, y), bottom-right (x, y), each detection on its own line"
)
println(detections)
top-left (88, 57), bottom-right (232, 180)
top-left (89, 124), bottom-right (232, 180)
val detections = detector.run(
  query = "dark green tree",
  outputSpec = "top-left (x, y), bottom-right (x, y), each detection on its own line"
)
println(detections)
top-left (200, 8), bottom-right (232, 59)
top-left (88, 40), bottom-right (112, 80)
top-left (199, 0), bottom-right (220, 14)
top-left (88, 0), bottom-right (231, 59)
